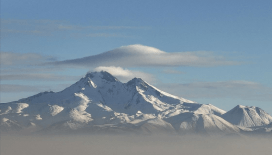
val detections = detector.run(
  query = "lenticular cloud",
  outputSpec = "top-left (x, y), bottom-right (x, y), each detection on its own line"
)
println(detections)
top-left (53, 44), bottom-right (237, 67)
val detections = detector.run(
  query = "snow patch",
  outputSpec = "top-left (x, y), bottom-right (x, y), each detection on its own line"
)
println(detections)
top-left (69, 93), bottom-right (92, 123)
top-left (49, 105), bottom-right (64, 116)
top-left (15, 103), bottom-right (29, 113)
top-left (2, 118), bottom-right (9, 122)
top-left (36, 115), bottom-right (42, 120)
top-left (89, 80), bottom-right (97, 88)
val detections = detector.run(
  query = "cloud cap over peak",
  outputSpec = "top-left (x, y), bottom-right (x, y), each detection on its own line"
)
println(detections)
top-left (53, 44), bottom-right (238, 68)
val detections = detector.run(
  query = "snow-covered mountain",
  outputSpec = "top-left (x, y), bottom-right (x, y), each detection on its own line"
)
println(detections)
top-left (222, 105), bottom-right (272, 127)
top-left (0, 71), bottom-right (271, 135)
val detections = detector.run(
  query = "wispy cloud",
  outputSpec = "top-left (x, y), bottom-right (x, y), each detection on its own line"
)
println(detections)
top-left (1, 19), bottom-right (149, 37)
top-left (71, 33), bottom-right (131, 38)
top-left (93, 66), bottom-right (156, 83)
top-left (0, 52), bottom-right (56, 66)
top-left (1, 29), bottom-right (45, 35)
top-left (53, 44), bottom-right (238, 68)
top-left (157, 81), bottom-right (272, 101)
top-left (0, 74), bottom-right (79, 81)
top-left (0, 84), bottom-right (47, 92)
top-left (162, 69), bottom-right (184, 74)
top-left (2, 19), bottom-right (147, 30)
top-left (0, 52), bottom-right (77, 82)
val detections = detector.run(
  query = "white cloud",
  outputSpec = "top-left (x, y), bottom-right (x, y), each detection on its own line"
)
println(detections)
top-left (93, 66), bottom-right (156, 83)
top-left (157, 81), bottom-right (272, 101)
top-left (53, 44), bottom-right (238, 68)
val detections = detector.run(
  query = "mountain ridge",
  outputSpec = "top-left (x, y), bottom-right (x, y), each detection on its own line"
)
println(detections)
top-left (1, 71), bottom-right (271, 135)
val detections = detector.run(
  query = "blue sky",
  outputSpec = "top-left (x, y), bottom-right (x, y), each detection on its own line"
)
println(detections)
top-left (1, 0), bottom-right (272, 113)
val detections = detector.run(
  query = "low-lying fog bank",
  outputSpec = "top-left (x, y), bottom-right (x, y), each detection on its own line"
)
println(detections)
top-left (1, 134), bottom-right (272, 155)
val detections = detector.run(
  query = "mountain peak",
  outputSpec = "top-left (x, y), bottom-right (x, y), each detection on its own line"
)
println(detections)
top-left (126, 77), bottom-right (146, 87)
top-left (223, 105), bottom-right (272, 127)
top-left (84, 71), bottom-right (119, 82)
top-left (233, 105), bottom-right (259, 110)
top-left (235, 105), bottom-right (246, 109)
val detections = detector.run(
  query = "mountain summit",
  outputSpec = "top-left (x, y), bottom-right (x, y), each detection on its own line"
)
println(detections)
top-left (1, 71), bottom-right (271, 135)
top-left (223, 105), bottom-right (272, 127)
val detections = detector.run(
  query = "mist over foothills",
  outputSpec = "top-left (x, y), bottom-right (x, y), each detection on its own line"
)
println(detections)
top-left (1, 134), bottom-right (272, 155)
